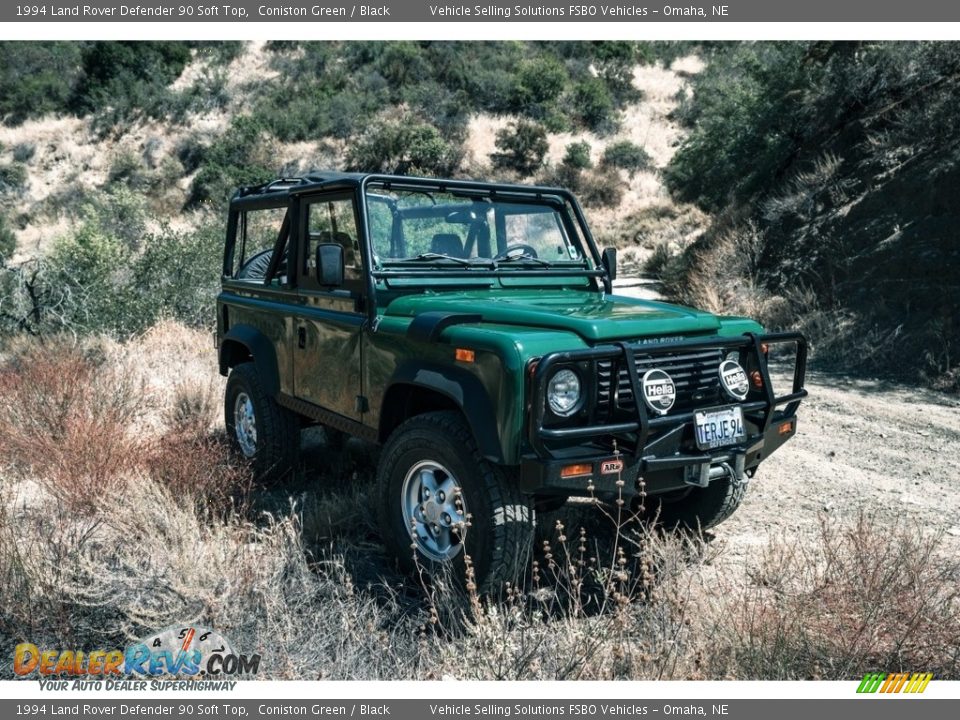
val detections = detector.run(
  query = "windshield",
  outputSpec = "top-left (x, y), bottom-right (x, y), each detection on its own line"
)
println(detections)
top-left (365, 183), bottom-right (590, 269)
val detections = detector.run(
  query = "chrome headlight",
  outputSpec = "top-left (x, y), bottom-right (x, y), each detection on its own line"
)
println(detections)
top-left (547, 368), bottom-right (581, 416)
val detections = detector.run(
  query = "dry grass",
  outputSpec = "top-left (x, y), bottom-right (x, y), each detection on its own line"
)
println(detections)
top-left (1, 323), bottom-right (957, 680)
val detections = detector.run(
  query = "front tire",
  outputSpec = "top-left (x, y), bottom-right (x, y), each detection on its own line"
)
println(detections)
top-left (644, 477), bottom-right (746, 531)
top-left (224, 362), bottom-right (300, 483)
top-left (376, 411), bottom-right (535, 593)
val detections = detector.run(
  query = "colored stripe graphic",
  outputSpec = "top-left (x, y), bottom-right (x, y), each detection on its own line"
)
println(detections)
top-left (857, 672), bottom-right (932, 694)
top-left (857, 673), bottom-right (885, 693)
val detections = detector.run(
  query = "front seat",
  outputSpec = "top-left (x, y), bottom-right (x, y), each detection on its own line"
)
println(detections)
top-left (430, 233), bottom-right (464, 258)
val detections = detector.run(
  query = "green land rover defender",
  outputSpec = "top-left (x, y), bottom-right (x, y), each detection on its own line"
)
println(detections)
top-left (216, 173), bottom-right (807, 590)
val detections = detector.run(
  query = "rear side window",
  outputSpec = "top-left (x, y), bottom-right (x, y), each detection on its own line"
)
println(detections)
top-left (233, 206), bottom-right (289, 281)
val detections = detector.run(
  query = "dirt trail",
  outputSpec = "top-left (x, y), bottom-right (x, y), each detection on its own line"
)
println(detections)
top-left (718, 368), bottom-right (960, 560)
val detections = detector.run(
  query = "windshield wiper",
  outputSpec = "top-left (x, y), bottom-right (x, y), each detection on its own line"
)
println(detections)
top-left (409, 252), bottom-right (474, 266)
top-left (494, 252), bottom-right (552, 268)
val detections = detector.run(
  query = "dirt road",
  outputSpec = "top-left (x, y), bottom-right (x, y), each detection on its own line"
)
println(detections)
top-left (718, 368), bottom-right (960, 560)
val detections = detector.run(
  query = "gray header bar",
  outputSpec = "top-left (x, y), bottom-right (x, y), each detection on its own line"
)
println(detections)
top-left (0, 699), bottom-right (958, 720)
top-left (4, 0), bottom-right (960, 23)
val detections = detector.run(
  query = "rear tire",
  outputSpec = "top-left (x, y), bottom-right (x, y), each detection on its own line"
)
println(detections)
top-left (644, 477), bottom-right (746, 531)
top-left (224, 362), bottom-right (300, 483)
top-left (376, 411), bottom-right (535, 593)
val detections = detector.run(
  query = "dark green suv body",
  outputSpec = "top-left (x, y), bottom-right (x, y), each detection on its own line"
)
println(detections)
top-left (217, 173), bottom-right (807, 589)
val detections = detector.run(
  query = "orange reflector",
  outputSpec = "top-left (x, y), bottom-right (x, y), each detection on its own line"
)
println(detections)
top-left (779, 421), bottom-right (794, 435)
top-left (750, 370), bottom-right (764, 389)
top-left (528, 359), bottom-right (540, 377)
top-left (761, 342), bottom-right (770, 355)
top-left (560, 463), bottom-right (593, 478)
top-left (455, 348), bottom-right (475, 363)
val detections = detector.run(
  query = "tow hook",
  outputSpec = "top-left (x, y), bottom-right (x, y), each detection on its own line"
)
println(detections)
top-left (685, 453), bottom-right (747, 488)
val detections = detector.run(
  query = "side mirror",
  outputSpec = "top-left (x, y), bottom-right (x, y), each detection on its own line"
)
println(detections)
top-left (316, 243), bottom-right (344, 287)
top-left (602, 247), bottom-right (617, 282)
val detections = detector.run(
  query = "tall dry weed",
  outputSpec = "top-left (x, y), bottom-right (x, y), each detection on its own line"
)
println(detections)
top-left (0, 341), bottom-right (143, 513)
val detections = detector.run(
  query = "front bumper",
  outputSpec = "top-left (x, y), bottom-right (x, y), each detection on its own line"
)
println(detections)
top-left (520, 332), bottom-right (807, 499)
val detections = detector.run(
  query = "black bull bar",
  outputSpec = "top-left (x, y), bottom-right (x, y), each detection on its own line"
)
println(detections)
top-left (528, 332), bottom-right (807, 459)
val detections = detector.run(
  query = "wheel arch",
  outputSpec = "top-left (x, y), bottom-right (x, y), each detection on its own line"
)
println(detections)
top-left (380, 363), bottom-right (505, 464)
top-left (219, 324), bottom-right (280, 397)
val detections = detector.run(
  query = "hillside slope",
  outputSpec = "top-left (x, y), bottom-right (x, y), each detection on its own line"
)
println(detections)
top-left (662, 42), bottom-right (960, 390)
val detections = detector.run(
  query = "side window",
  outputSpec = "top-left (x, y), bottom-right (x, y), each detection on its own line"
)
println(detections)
top-left (233, 206), bottom-right (289, 282)
top-left (303, 195), bottom-right (362, 289)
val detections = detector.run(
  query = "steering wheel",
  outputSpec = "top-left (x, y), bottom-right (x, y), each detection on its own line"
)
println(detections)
top-left (494, 243), bottom-right (539, 260)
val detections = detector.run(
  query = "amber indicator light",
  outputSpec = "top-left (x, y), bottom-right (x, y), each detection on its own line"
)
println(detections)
top-left (560, 463), bottom-right (593, 478)
top-left (455, 348), bottom-right (475, 363)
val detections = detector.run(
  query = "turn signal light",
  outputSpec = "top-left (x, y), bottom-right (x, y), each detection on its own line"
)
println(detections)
top-left (560, 463), bottom-right (593, 478)
top-left (779, 421), bottom-right (794, 435)
top-left (455, 348), bottom-right (475, 363)
top-left (750, 370), bottom-right (764, 389)
top-left (760, 342), bottom-right (770, 355)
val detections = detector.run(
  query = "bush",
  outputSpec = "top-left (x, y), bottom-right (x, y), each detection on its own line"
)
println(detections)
top-left (0, 344), bottom-right (143, 514)
top-left (0, 214), bottom-right (15, 263)
top-left (187, 116), bottom-right (275, 209)
top-left (71, 41), bottom-right (192, 117)
top-left (562, 141), bottom-right (593, 170)
top-left (0, 190), bottom-right (223, 337)
top-left (510, 55), bottom-right (569, 128)
top-left (0, 42), bottom-right (83, 124)
top-left (491, 120), bottom-right (549, 176)
top-left (578, 167), bottom-right (625, 208)
top-left (0, 162), bottom-right (27, 195)
top-left (601, 141), bottom-right (652, 174)
top-left (571, 78), bottom-right (618, 134)
top-left (12, 143), bottom-right (36, 164)
top-left (345, 118), bottom-right (461, 176)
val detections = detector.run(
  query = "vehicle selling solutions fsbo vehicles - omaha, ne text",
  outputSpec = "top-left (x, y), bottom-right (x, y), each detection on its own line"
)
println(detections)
top-left (216, 173), bottom-right (807, 590)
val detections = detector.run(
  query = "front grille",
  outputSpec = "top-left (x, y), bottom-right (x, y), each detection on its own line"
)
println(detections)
top-left (597, 348), bottom-right (724, 417)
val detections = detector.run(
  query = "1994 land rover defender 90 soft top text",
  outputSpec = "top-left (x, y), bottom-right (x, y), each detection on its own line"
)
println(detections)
top-left (217, 173), bottom-right (807, 591)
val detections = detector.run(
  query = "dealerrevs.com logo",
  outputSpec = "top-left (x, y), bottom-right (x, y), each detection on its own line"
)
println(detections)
top-left (14, 625), bottom-right (260, 689)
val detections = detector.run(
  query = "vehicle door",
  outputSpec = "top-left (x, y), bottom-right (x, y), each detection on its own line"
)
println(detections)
top-left (293, 190), bottom-right (365, 421)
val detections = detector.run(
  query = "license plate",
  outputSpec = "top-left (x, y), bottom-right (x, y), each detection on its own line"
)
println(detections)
top-left (694, 405), bottom-right (746, 450)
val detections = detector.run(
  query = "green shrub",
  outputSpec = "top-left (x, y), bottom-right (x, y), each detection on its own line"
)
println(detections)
top-left (188, 117), bottom-right (275, 209)
top-left (601, 141), bottom-right (652, 174)
top-left (72, 41), bottom-right (192, 127)
top-left (562, 141), bottom-right (593, 170)
top-left (0, 162), bottom-right (27, 195)
top-left (12, 143), bottom-right (36, 164)
top-left (0, 214), bottom-right (15, 263)
top-left (345, 119), bottom-right (461, 176)
top-left (571, 78), bottom-right (618, 134)
top-left (511, 56), bottom-right (568, 121)
top-left (0, 42), bottom-right (84, 124)
top-left (0, 191), bottom-right (222, 337)
top-left (491, 120), bottom-right (549, 176)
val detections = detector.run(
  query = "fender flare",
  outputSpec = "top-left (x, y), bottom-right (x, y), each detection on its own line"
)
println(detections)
top-left (219, 324), bottom-right (280, 397)
top-left (384, 361), bottom-right (505, 464)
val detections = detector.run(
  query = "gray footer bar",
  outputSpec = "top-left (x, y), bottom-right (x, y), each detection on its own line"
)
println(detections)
top-left (2, 699), bottom-right (956, 720)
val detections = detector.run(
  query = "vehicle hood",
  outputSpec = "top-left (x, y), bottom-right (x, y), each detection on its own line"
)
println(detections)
top-left (383, 290), bottom-right (723, 342)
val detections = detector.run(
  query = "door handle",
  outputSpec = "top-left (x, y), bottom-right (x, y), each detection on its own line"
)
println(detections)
top-left (297, 326), bottom-right (306, 349)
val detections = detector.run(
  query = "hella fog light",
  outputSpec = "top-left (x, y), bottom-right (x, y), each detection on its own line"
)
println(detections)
top-left (547, 369), bottom-right (581, 416)
top-left (719, 359), bottom-right (750, 400)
